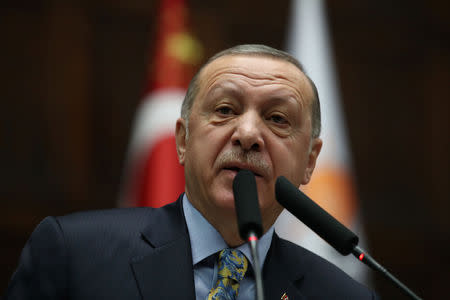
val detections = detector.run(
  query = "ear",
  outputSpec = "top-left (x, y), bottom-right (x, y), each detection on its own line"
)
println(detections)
top-left (301, 137), bottom-right (322, 185)
top-left (175, 118), bottom-right (187, 165)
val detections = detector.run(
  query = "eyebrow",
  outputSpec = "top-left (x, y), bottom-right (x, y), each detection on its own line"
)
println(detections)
top-left (205, 82), bottom-right (244, 100)
top-left (204, 77), bottom-right (305, 111)
top-left (207, 84), bottom-right (303, 115)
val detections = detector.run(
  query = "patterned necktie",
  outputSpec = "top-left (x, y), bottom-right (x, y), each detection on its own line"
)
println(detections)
top-left (207, 248), bottom-right (249, 300)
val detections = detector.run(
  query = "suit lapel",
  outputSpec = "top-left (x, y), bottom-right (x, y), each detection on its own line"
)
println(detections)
top-left (263, 234), bottom-right (308, 300)
top-left (129, 200), bottom-right (310, 300)
top-left (130, 197), bottom-right (195, 300)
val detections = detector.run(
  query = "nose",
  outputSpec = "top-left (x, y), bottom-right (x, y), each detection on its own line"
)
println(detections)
top-left (231, 111), bottom-right (264, 151)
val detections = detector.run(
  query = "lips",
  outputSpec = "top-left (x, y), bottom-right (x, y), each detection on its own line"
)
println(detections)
top-left (222, 163), bottom-right (264, 178)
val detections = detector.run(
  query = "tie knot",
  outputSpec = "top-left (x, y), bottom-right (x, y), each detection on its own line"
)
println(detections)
top-left (218, 248), bottom-right (248, 282)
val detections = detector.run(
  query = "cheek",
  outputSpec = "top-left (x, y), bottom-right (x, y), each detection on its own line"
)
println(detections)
top-left (272, 141), bottom-right (309, 185)
top-left (186, 139), bottom-right (209, 176)
top-left (186, 126), bottom-right (226, 174)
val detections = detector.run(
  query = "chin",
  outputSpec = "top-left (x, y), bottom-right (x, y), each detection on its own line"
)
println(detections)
top-left (210, 188), bottom-right (236, 211)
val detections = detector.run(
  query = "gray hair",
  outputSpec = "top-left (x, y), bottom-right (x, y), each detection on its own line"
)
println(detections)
top-left (180, 44), bottom-right (321, 138)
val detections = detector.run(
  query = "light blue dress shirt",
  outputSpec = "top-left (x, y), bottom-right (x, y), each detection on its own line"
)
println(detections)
top-left (182, 194), bottom-right (274, 300)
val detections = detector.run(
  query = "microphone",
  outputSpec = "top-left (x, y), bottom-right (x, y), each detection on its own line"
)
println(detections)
top-left (275, 176), bottom-right (422, 300)
top-left (275, 175), bottom-right (358, 255)
top-left (233, 169), bottom-right (263, 240)
top-left (233, 169), bottom-right (264, 300)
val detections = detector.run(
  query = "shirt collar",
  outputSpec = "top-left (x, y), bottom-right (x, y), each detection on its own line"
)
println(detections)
top-left (182, 194), bottom-right (274, 270)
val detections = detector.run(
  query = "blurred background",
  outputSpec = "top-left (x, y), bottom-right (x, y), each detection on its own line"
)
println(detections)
top-left (1, 0), bottom-right (449, 298)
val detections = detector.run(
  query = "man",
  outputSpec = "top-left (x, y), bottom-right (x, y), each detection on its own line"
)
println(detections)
top-left (5, 45), bottom-right (378, 299)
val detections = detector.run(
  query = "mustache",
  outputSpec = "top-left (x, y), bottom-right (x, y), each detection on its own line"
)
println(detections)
top-left (216, 149), bottom-right (271, 177)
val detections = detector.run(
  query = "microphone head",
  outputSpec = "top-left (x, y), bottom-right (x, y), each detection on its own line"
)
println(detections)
top-left (275, 176), bottom-right (359, 255)
top-left (233, 169), bottom-right (263, 240)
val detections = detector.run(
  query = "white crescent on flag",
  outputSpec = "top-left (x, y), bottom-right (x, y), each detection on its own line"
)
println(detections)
top-left (119, 0), bottom-right (201, 207)
top-left (120, 89), bottom-right (185, 207)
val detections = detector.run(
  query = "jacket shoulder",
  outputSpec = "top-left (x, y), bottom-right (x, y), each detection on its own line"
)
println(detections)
top-left (5, 201), bottom-right (186, 299)
top-left (57, 207), bottom-right (155, 235)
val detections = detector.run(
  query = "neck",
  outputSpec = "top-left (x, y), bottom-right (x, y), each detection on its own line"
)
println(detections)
top-left (200, 208), bottom-right (245, 247)
top-left (185, 193), bottom-right (281, 247)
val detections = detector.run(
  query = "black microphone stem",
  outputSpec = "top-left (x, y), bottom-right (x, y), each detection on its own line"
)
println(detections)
top-left (352, 246), bottom-right (422, 300)
top-left (247, 231), bottom-right (264, 300)
top-left (233, 170), bottom-right (265, 300)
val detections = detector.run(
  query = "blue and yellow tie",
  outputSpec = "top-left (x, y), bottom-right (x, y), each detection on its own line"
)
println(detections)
top-left (207, 248), bottom-right (249, 300)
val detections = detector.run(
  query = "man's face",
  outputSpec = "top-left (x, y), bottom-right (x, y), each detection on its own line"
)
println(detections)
top-left (176, 55), bottom-right (322, 243)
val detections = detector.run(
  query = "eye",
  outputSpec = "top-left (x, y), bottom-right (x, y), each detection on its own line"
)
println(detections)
top-left (216, 106), bottom-right (234, 116)
top-left (269, 114), bottom-right (288, 125)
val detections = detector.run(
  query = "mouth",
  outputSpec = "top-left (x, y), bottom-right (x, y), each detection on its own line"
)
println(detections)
top-left (222, 166), bottom-right (263, 178)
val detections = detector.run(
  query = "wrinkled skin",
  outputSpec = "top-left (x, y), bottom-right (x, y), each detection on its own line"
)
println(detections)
top-left (175, 55), bottom-right (322, 246)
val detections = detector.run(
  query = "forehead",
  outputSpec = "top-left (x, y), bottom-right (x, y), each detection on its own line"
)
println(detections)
top-left (197, 54), bottom-right (313, 105)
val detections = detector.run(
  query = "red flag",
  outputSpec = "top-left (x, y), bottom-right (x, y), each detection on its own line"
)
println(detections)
top-left (120, 0), bottom-right (202, 207)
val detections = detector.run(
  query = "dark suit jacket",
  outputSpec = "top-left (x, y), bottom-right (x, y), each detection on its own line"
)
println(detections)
top-left (5, 196), bottom-right (378, 299)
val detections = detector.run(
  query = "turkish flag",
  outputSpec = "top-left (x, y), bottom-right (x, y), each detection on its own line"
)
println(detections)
top-left (120, 0), bottom-right (202, 207)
